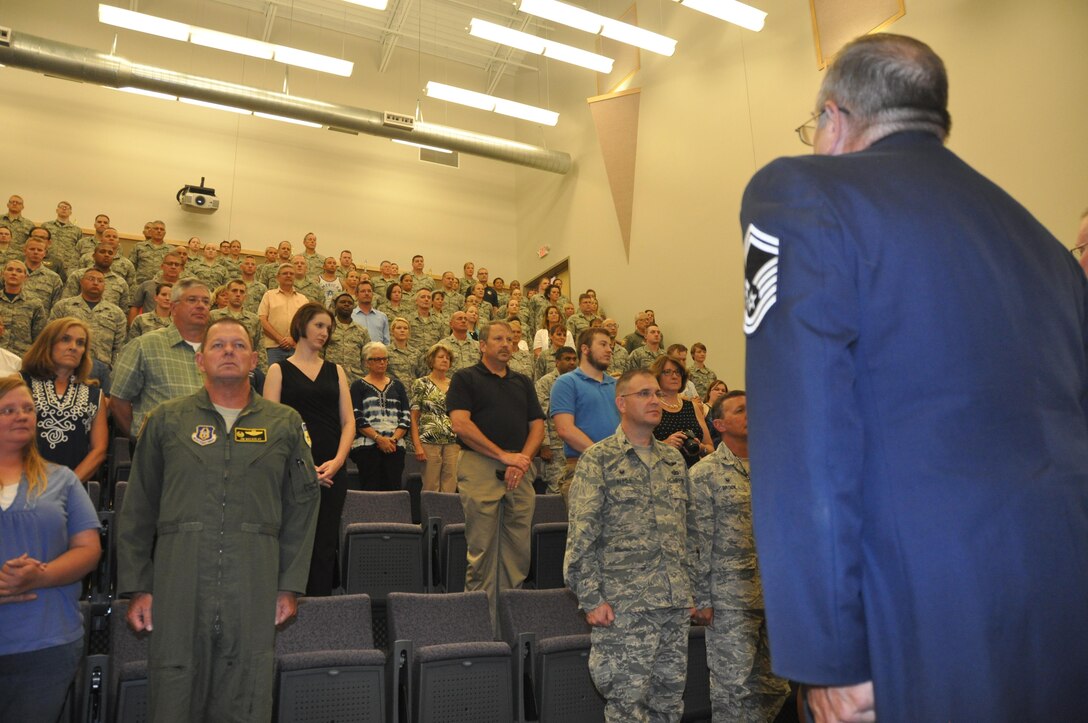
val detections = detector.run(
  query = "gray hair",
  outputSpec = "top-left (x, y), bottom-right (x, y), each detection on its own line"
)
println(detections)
top-left (362, 341), bottom-right (388, 362)
top-left (170, 278), bottom-right (210, 303)
top-left (817, 33), bottom-right (951, 145)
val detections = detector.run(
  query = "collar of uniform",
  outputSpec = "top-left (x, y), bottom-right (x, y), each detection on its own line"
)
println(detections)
top-left (0, 290), bottom-right (26, 304)
top-left (711, 441), bottom-right (744, 471)
top-left (191, 386), bottom-right (260, 418)
top-left (611, 424), bottom-right (673, 468)
top-left (867, 130), bottom-right (943, 152)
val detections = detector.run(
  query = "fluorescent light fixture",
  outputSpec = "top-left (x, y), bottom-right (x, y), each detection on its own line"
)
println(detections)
top-left (519, 0), bottom-right (677, 56)
top-left (675, 0), bottom-right (766, 31)
top-left (392, 139), bottom-right (454, 154)
top-left (542, 42), bottom-right (612, 73)
top-left (469, 18), bottom-right (613, 73)
top-left (520, 0), bottom-right (600, 32)
top-left (470, 19), bottom-right (547, 55)
top-left (254, 112), bottom-right (323, 128)
top-left (116, 86), bottom-right (178, 101)
top-left (190, 28), bottom-right (274, 59)
top-left (341, 0), bottom-right (390, 9)
top-left (271, 46), bottom-right (353, 77)
top-left (97, 4), bottom-right (354, 76)
top-left (99, 4), bottom-right (190, 41)
top-left (179, 97), bottom-right (253, 115)
top-left (425, 81), bottom-right (559, 125)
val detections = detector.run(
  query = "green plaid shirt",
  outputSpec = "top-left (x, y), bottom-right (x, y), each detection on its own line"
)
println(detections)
top-left (112, 325), bottom-right (203, 435)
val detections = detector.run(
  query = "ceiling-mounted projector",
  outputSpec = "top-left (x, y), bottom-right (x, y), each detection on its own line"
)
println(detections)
top-left (177, 177), bottom-right (219, 213)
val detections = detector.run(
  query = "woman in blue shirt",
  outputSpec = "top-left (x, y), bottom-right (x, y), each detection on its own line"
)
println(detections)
top-left (0, 375), bottom-right (102, 721)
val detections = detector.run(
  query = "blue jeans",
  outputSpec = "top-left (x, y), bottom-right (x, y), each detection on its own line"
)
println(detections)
top-left (0, 639), bottom-right (83, 722)
top-left (266, 346), bottom-right (292, 368)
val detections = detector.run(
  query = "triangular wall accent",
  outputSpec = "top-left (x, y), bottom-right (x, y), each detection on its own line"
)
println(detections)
top-left (588, 87), bottom-right (641, 259)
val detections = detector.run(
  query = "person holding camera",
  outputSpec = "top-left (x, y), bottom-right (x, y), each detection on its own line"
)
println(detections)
top-left (650, 355), bottom-right (712, 467)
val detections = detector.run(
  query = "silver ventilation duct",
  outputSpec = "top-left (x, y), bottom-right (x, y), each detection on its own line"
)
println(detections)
top-left (0, 28), bottom-right (573, 175)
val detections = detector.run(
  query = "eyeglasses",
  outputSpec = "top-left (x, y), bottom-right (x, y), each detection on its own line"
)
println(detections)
top-left (367, 357), bottom-right (389, 363)
top-left (1072, 244), bottom-right (1088, 259)
top-left (619, 389), bottom-right (666, 400)
top-left (659, 369), bottom-right (682, 377)
top-left (795, 106), bottom-right (850, 147)
top-left (0, 404), bottom-right (35, 417)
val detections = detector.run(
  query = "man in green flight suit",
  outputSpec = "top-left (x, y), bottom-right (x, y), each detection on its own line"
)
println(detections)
top-left (117, 316), bottom-right (320, 722)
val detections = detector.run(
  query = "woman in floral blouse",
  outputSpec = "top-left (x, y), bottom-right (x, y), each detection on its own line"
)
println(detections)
top-left (409, 343), bottom-right (458, 492)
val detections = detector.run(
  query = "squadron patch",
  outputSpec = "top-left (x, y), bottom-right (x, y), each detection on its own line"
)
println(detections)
top-left (192, 425), bottom-right (218, 446)
top-left (234, 427), bottom-right (267, 443)
top-left (743, 223), bottom-right (780, 335)
top-left (301, 423), bottom-right (312, 448)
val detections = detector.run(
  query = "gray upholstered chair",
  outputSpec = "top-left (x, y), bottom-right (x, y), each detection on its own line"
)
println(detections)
top-left (420, 491), bottom-right (467, 593)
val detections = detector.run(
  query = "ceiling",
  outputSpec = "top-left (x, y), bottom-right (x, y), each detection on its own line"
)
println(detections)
top-left (211, 0), bottom-right (550, 91)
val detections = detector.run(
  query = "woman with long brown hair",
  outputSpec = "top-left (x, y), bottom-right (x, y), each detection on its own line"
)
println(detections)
top-left (21, 317), bottom-right (108, 481)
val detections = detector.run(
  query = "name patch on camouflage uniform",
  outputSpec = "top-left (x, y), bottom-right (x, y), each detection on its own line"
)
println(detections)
top-left (743, 223), bottom-right (779, 335)
top-left (192, 425), bottom-right (218, 446)
top-left (234, 427), bottom-right (267, 443)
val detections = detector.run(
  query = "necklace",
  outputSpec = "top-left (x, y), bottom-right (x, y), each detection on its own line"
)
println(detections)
top-left (661, 395), bottom-right (682, 412)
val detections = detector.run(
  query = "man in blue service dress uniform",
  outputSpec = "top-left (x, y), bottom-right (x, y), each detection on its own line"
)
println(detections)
top-left (741, 34), bottom-right (1088, 722)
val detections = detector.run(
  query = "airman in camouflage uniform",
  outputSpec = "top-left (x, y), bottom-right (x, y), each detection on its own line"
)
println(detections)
top-left (564, 368), bottom-right (712, 723)
top-left (459, 262), bottom-right (476, 295)
top-left (127, 310), bottom-right (172, 342)
top-left (290, 256), bottom-right (324, 304)
top-left (325, 294), bottom-right (370, 383)
top-left (64, 243), bottom-right (131, 309)
top-left (409, 255), bottom-right (436, 291)
top-left (388, 317), bottom-right (423, 386)
top-left (535, 347), bottom-right (578, 493)
top-left (566, 293), bottom-right (598, 339)
top-left (79, 227), bottom-right (137, 289)
top-left (507, 321), bottom-right (535, 381)
top-left (0, 259), bottom-right (47, 355)
top-left (689, 392), bottom-right (789, 722)
top-left (50, 268), bottom-right (127, 367)
top-left (626, 325), bottom-right (666, 372)
top-left (439, 272), bottom-right (466, 313)
top-left (129, 220), bottom-right (172, 284)
top-left (211, 280), bottom-right (267, 372)
top-left (410, 290), bottom-right (445, 353)
top-left (42, 201), bottom-right (84, 271)
top-left (21, 234), bottom-right (65, 313)
top-left (602, 320), bottom-right (630, 379)
top-left (0, 195), bottom-right (35, 249)
top-left (688, 344), bottom-right (718, 399)
top-left (443, 311), bottom-right (481, 373)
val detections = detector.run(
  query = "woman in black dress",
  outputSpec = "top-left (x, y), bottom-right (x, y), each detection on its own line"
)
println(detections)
top-left (20, 317), bottom-right (108, 481)
top-left (263, 302), bottom-right (355, 596)
top-left (650, 355), bottom-right (713, 467)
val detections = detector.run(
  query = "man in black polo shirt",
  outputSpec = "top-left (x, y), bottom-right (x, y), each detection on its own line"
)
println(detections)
top-left (446, 319), bottom-right (545, 628)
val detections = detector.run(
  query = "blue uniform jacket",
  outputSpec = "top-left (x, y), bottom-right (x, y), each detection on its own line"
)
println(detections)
top-left (741, 131), bottom-right (1088, 721)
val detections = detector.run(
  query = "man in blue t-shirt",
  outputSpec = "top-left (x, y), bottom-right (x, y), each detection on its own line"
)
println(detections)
top-left (551, 327), bottom-right (620, 499)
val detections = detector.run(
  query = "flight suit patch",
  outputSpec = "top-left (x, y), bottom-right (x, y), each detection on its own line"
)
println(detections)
top-left (192, 425), bottom-right (218, 446)
top-left (234, 428), bottom-right (268, 443)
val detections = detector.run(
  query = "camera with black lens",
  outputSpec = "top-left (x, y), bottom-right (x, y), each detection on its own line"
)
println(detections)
top-left (680, 429), bottom-right (702, 462)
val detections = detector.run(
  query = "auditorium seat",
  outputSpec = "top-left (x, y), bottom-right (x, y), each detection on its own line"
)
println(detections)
top-left (498, 588), bottom-right (603, 723)
top-left (527, 494), bottom-right (568, 590)
top-left (420, 491), bottom-right (466, 593)
top-left (274, 594), bottom-right (387, 723)
top-left (388, 591), bottom-right (513, 723)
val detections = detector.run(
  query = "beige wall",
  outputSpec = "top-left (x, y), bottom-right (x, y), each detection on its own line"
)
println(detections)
top-left (513, 0), bottom-right (1088, 388)
top-left (0, 0), bottom-right (525, 279)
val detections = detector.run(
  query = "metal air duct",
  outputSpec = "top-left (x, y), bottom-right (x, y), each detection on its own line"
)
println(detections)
top-left (0, 27), bottom-right (573, 174)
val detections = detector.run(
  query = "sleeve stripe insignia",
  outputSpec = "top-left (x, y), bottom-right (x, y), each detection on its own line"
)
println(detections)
top-left (743, 223), bottom-right (780, 335)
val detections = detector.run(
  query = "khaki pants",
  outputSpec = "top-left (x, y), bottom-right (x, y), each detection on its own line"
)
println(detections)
top-left (421, 442), bottom-right (460, 492)
top-left (558, 457), bottom-right (579, 500)
top-left (458, 449), bottom-right (535, 629)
